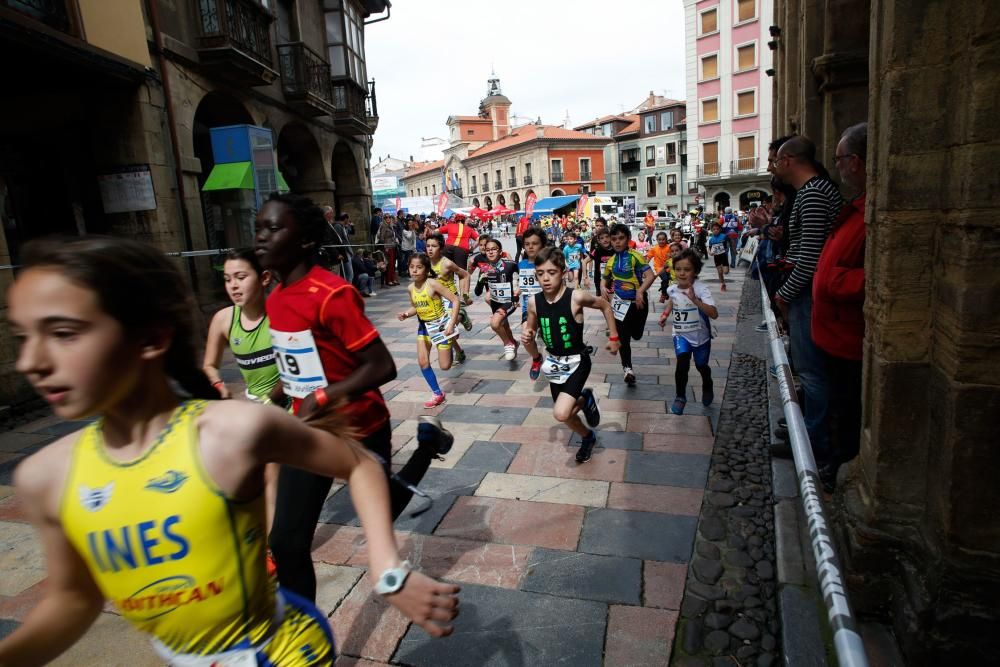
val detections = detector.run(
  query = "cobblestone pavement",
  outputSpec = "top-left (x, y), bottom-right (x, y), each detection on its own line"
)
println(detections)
top-left (0, 249), bottom-right (747, 666)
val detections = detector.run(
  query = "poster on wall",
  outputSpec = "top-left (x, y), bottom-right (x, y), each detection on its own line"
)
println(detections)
top-left (97, 165), bottom-right (157, 213)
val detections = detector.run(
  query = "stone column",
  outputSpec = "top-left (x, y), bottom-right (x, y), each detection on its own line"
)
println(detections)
top-left (839, 0), bottom-right (1000, 663)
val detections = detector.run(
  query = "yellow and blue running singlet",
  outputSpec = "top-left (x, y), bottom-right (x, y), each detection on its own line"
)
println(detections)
top-left (60, 400), bottom-right (334, 665)
top-left (431, 259), bottom-right (457, 296)
top-left (412, 282), bottom-right (451, 350)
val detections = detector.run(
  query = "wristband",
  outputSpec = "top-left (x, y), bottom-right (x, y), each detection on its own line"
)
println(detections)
top-left (212, 380), bottom-right (225, 389)
top-left (608, 336), bottom-right (620, 342)
top-left (313, 387), bottom-right (329, 407)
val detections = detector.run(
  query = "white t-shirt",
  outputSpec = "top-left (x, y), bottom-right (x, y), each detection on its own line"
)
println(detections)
top-left (666, 280), bottom-right (714, 346)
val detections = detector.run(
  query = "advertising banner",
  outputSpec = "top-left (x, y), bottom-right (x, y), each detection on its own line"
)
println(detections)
top-left (436, 192), bottom-right (449, 215)
top-left (525, 192), bottom-right (538, 218)
top-left (576, 194), bottom-right (588, 218)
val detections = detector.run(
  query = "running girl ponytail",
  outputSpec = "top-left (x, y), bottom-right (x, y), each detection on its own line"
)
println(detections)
top-left (20, 236), bottom-right (219, 400)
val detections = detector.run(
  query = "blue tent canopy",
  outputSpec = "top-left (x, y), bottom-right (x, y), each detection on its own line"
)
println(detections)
top-left (527, 195), bottom-right (581, 220)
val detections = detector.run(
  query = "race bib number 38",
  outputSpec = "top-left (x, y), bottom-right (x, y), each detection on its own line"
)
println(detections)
top-left (269, 329), bottom-right (326, 398)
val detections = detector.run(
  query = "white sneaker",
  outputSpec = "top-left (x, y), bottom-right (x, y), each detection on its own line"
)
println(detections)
top-left (503, 344), bottom-right (516, 361)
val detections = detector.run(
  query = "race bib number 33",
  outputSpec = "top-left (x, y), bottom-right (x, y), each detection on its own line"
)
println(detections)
top-left (270, 329), bottom-right (327, 398)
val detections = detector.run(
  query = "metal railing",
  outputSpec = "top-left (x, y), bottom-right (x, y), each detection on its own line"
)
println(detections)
top-left (197, 0), bottom-right (274, 66)
top-left (621, 159), bottom-right (641, 173)
top-left (699, 162), bottom-right (721, 177)
top-left (551, 172), bottom-right (565, 182)
top-left (469, 185), bottom-right (477, 194)
top-left (366, 79), bottom-right (378, 118)
top-left (760, 281), bottom-right (869, 667)
top-left (276, 42), bottom-right (332, 104)
top-left (580, 171), bottom-right (592, 181)
top-left (508, 178), bottom-right (517, 187)
top-left (493, 181), bottom-right (502, 191)
top-left (732, 157), bottom-right (759, 173)
top-left (523, 176), bottom-right (533, 185)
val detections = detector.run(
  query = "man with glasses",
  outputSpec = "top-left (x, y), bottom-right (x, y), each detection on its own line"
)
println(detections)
top-left (770, 136), bottom-right (843, 469)
top-left (811, 122), bottom-right (868, 491)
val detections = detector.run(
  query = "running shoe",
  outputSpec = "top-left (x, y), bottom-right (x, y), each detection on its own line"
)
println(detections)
top-left (721, 283), bottom-right (727, 292)
top-left (576, 430), bottom-right (597, 463)
top-left (702, 383), bottom-right (715, 407)
top-left (423, 393), bottom-right (446, 409)
top-left (529, 356), bottom-right (543, 380)
top-left (503, 343), bottom-right (517, 361)
top-left (580, 388), bottom-right (601, 428)
top-left (671, 396), bottom-right (687, 415)
top-left (623, 367), bottom-right (636, 386)
top-left (454, 348), bottom-right (467, 365)
top-left (417, 414), bottom-right (454, 456)
top-left (460, 309), bottom-right (473, 331)
top-left (755, 322), bottom-right (768, 332)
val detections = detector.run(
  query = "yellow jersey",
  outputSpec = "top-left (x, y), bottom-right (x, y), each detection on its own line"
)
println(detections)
top-left (60, 400), bottom-right (333, 664)
top-left (410, 281), bottom-right (445, 323)
top-left (431, 259), bottom-right (457, 295)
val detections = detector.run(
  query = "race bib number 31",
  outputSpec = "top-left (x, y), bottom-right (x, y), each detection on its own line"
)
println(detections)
top-left (270, 329), bottom-right (327, 398)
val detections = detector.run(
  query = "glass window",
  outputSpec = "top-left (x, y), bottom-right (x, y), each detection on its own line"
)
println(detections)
top-left (325, 12), bottom-right (343, 43)
top-left (667, 175), bottom-right (677, 196)
top-left (702, 54), bottom-right (718, 79)
top-left (525, 162), bottom-right (532, 176)
top-left (661, 111), bottom-right (674, 129)
top-left (702, 98), bottom-right (719, 122)
top-left (667, 143), bottom-right (677, 164)
top-left (738, 136), bottom-right (755, 158)
top-left (646, 146), bottom-right (655, 167)
top-left (700, 9), bottom-right (717, 34)
top-left (627, 178), bottom-right (638, 192)
top-left (737, 44), bottom-right (756, 70)
top-left (644, 116), bottom-right (656, 133)
top-left (738, 0), bottom-right (756, 22)
top-left (646, 176), bottom-right (657, 197)
top-left (737, 90), bottom-right (756, 115)
top-left (703, 142), bottom-right (719, 175)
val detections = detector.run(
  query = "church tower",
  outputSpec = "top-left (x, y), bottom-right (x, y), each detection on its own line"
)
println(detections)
top-left (479, 72), bottom-right (512, 141)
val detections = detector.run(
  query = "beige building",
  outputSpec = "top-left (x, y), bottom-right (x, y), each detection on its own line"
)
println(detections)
top-left (402, 160), bottom-right (445, 198)
top-left (0, 0), bottom-right (387, 405)
top-left (771, 0), bottom-right (1000, 662)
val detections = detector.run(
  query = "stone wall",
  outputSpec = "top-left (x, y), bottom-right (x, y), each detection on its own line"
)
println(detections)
top-left (772, 0), bottom-right (1000, 662)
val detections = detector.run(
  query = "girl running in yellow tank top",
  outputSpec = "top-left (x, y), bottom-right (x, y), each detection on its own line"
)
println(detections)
top-left (399, 253), bottom-right (461, 408)
top-left (0, 237), bottom-right (459, 666)
top-left (425, 232), bottom-right (472, 363)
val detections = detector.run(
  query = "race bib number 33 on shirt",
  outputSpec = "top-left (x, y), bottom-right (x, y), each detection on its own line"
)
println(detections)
top-left (269, 329), bottom-right (327, 398)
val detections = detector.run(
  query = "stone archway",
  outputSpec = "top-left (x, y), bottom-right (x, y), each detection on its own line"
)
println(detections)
top-left (331, 141), bottom-right (368, 239)
top-left (484, 196), bottom-right (493, 209)
top-left (713, 191), bottom-right (731, 213)
top-left (551, 188), bottom-right (565, 196)
top-left (277, 123), bottom-right (326, 197)
top-left (511, 192), bottom-right (521, 210)
top-left (738, 188), bottom-right (768, 211)
top-left (497, 194), bottom-right (506, 206)
top-left (192, 92), bottom-right (254, 250)
top-left (472, 197), bottom-right (480, 208)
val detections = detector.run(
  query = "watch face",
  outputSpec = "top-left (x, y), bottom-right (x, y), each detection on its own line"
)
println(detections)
top-left (384, 574), bottom-right (398, 587)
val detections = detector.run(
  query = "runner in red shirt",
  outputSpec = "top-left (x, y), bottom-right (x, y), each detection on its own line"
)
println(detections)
top-left (440, 213), bottom-right (479, 271)
top-left (255, 193), bottom-right (453, 602)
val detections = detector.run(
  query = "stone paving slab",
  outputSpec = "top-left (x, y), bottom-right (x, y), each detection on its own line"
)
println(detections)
top-left (607, 482), bottom-right (704, 516)
top-left (624, 450), bottom-right (711, 488)
top-left (437, 404), bottom-right (531, 425)
top-left (393, 582), bottom-right (607, 667)
top-left (520, 547), bottom-right (641, 604)
top-left (453, 440), bottom-right (520, 473)
top-left (506, 441), bottom-right (627, 483)
top-left (435, 496), bottom-right (585, 550)
top-left (604, 605), bottom-right (678, 665)
top-left (578, 508), bottom-right (698, 562)
top-left (475, 472), bottom-right (609, 508)
top-left (569, 428), bottom-right (642, 450)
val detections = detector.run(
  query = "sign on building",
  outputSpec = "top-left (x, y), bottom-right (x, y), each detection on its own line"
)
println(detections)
top-left (97, 165), bottom-right (157, 213)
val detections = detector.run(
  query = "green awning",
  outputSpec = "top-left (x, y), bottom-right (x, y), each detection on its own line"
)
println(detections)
top-left (277, 170), bottom-right (290, 193)
top-left (202, 161), bottom-right (254, 191)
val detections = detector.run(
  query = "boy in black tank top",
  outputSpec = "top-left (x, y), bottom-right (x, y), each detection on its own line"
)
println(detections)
top-left (521, 247), bottom-right (622, 463)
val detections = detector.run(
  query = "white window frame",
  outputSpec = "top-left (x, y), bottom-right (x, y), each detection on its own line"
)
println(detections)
top-left (666, 174), bottom-right (678, 196)
top-left (734, 133), bottom-right (758, 172)
top-left (734, 40), bottom-right (758, 73)
top-left (699, 51), bottom-right (720, 82)
top-left (660, 110), bottom-right (674, 130)
top-left (700, 95), bottom-right (721, 124)
top-left (734, 0), bottom-right (758, 26)
top-left (698, 6), bottom-right (719, 37)
top-left (550, 159), bottom-right (563, 176)
top-left (627, 178), bottom-right (638, 192)
top-left (643, 115), bottom-right (657, 134)
top-left (579, 157), bottom-right (592, 178)
top-left (734, 87), bottom-right (758, 118)
top-left (645, 145), bottom-right (656, 167)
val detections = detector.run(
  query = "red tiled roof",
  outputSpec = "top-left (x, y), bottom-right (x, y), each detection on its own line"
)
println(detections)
top-left (614, 114), bottom-right (641, 136)
top-left (573, 114), bottom-right (627, 131)
top-left (402, 160), bottom-right (444, 179)
top-left (468, 124), bottom-right (611, 159)
top-left (451, 115), bottom-right (490, 123)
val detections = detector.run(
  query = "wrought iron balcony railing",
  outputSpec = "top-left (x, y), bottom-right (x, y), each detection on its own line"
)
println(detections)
top-left (277, 42), bottom-right (334, 115)
top-left (470, 185), bottom-right (478, 194)
top-left (523, 176), bottom-right (533, 185)
top-left (580, 171), bottom-right (592, 181)
top-left (731, 157), bottom-right (759, 173)
top-left (197, 0), bottom-right (273, 67)
top-left (551, 172), bottom-right (565, 182)
top-left (699, 162), bottom-right (721, 178)
top-left (493, 181), bottom-right (502, 191)
top-left (508, 178), bottom-right (517, 187)
top-left (621, 160), bottom-right (641, 173)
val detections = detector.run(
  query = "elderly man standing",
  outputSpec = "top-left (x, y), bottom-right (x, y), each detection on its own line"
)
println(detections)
top-left (771, 136), bottom-right (843, 467)
top-left (812, 123), bottom-right (868, 491)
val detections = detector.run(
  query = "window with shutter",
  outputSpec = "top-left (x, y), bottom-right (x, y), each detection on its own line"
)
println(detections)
top-left (702, 99), bottom-right (719, 123)
top-left (737, 91), bottom-right (755, 116)
top-left (737, 44), bottom-right (756, 71)
top-left (700, 9), bottom-right (717, 34)
top-left (702, 54), bottom-right (718, 79)
top-left (737, 0), bottom-right (756, 22)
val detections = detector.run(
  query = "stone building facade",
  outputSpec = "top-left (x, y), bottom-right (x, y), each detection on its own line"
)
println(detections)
top-left (0, 0), bottom-right (386, 405)
top-left (771, 0), bottom-right (1000, 663)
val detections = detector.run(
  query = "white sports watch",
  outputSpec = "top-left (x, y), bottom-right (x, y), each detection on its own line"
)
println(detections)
top-left (374, 560), bottom-right (412, 596)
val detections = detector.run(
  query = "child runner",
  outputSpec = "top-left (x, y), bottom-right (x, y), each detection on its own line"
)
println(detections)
top-left (522, 247), bottom-right (621, 463)
top-left (561, 231), bottom-right (584, 288)
top-left (604, 223), bottom-right (657, 385)
top-left (424, 233), bottom-right (472, 366)
top-left (517, 227), bottom-right (546, 324)
top-left (468, 235), bottom-right (493, 299)
top-left (670, 228), bottom-right (689, 249)
top-left (634, 230), bottom-right (651, 254)
top-left (202, 249), bottom-right (282, 552)
top-left (482, 237), bottom-right (520, 360)
top-left (0, 236), bottom-right (459, 666)
top-left (708, 221), bottom-right (730, 291)
top-left (659, 249), bottom-right (719, 414)
top-left (647, 232), bottom-right (673, 304)
top-left (399, 253), bottom-right (461, 408)
top-left (589, 228), bottom-right (616, 298)
top-left (256, 193), bottom-right (451, 602)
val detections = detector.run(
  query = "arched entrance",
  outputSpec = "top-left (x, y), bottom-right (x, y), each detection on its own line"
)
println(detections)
top-left (484, 196), bottom-right (493, 209)
top-left (713, 191), bottom-right (731, 213)
top-left (497, 194), bottom-right (506, 207)
top-left (739, 188), bottom-right (768, 211)
top-left (511, 192), bottom-right (521, 210)
top-left (551, 188), bottom-right (565, 196)
top-left (331, 141), bottom-right (366, 234)
top-left (472, 197), bottom-right (480, 208)
top-left (277, 123), bottom-right (325, 195)
top-left (193, 92), bottom-right (254, 250)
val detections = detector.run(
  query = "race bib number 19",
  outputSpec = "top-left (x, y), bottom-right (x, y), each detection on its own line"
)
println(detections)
top-left (270, 329), bottom-right (327, 398)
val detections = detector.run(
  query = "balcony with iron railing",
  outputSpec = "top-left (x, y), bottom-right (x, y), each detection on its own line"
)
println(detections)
top-left (197, 0), bottom-right (277, 86)
top-left (332, 79), bottom-right (378, 135)
top-left (621, 160), bottom-right (641, 173)
top-left (523, 176), bottom-right (533, 185)
top-left (508, 178), bottom-right (517, 188)
top-left (277, 42), bottom-right (334, 116)
top-left (699, 162), bottom-right (721, 178)
top-left (551, 172), bottom-right (565, 182)
top-left (481, 181), bottom-right (489, 192)
top-left (2, 0), bottom-right (74, 33)
top-left (494, 181), bottom-right (502, 191)
top-left (580, 170), bottom-right (592, 181)
top-left (469, 185), bottom-right (478, 194)
top-left (731, 157), bottom-right (759, 174)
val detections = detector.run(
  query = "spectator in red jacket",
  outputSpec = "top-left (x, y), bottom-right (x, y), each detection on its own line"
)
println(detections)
top-left (812, 122), bottom-right (868, 491)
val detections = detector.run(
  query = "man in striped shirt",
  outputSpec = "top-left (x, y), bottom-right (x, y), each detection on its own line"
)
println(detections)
top-left (771, 136), bottom-right (843, 463)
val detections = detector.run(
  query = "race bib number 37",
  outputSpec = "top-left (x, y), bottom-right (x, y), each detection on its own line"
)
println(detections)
top-left (270, 329), bottom-right (327, 398)
top-left (672, 305), bottom-right (701, 333)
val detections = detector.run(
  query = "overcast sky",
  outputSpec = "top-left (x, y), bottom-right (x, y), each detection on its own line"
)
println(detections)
top-left (365, 0), bottom-right (687, 164)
